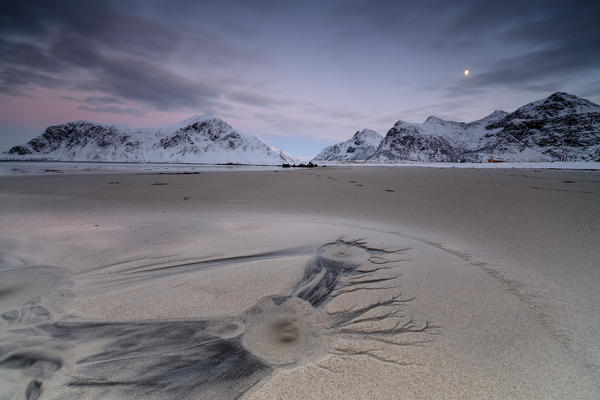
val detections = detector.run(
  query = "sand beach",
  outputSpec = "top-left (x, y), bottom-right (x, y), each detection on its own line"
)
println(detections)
top-left (1, 165), bottom-right (599, 399)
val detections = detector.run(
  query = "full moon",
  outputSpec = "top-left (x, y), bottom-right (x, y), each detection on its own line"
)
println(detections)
top-left (464, 69), bottom-right (470, 76)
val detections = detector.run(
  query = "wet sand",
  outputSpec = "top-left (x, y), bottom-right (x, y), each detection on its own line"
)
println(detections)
top-left (0, 166), bottom-right (599, 399)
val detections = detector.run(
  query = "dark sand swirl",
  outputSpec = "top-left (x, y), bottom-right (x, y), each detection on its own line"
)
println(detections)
top-left (0, 239), bottom-right (435, 399)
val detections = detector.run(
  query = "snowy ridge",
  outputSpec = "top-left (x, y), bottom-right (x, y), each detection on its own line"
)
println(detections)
top-left (318, 92), bottom-right (600, 163)
top-left (4, 116), bottom-right (298, 165)
top-left (371, 109), bottom-right (509, 162)
top-left (313, 129), bottom-right (382, 162)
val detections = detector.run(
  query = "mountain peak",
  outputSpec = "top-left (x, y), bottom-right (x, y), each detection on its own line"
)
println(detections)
top-left (424, 116), bottom-right (444, 123)
top-left (352, 129), bottom-right (382, 140)
top-left (4, 116), bottom-right (297, 164)
top-left (544, 91), bottom-right (597, 106)
top-left (393, 119), bottom-right (411, 128)
top-left (514, 91), bottom-right (600, 119)
top-left (475, 110), bottom-right (508, 125)
top-left (313, 128), bottom-right (382, 162)
top-left (547, 91), bottom-right (580, 101)
top-left (488, 110), bottom-right (508, 118)
top-left (173, 113), bottom-right (220, 128)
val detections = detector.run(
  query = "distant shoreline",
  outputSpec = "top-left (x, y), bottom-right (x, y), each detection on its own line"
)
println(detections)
top-left (1, 159), bottom-right (598, 176)
top-left (313, 161), bottom-right (600, 170)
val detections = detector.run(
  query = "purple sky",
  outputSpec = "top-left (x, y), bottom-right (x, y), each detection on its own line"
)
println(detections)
top-left (1, 0), bottom-right (599, 158)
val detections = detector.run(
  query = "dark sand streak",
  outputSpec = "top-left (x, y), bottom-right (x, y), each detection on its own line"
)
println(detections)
top-left (0, 239), bottom-right (433, 399)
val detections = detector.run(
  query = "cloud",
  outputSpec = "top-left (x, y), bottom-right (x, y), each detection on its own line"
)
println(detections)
top-left (332, 0), bottom-right (598, 44)
top-left (77, 105), bottom-right (147, 116)
top-left (0, 0), bottom-right (264, 113)
top-left (83, 96), bottom-right (128, 105)
top-left (1, 0), bottom-right (599, 144)
top-left (57, 94), bottom-right (146, 116)
top-left (374, 97), bottom-right (485, 126)
top-left (226, 90), bottom-right (295, 107)
top-left (332, 0), bottom-right (600, 97)
top-left (446, 39), bottom-right (600, 97)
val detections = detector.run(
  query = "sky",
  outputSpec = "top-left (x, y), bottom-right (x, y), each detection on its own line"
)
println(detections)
top-left (1, 0), bottom-right (599, 158)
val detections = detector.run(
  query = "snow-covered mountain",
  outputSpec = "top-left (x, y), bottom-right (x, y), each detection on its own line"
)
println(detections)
top-left (371, 110), bottom-right (509, 162)
top-left (317, 92), bottom-right (600, 163)
top-left (477, 92), bottom-right (600, 162)
top-left (313, 129), bottom-right (382, 162)
top-left (4, 115), bottom-right (297, 164)
top-left (372, 92), bottom-right (600, 162)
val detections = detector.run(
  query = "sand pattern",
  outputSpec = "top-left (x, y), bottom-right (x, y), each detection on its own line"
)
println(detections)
top-left (0, 239), bottom-right (433, 399)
